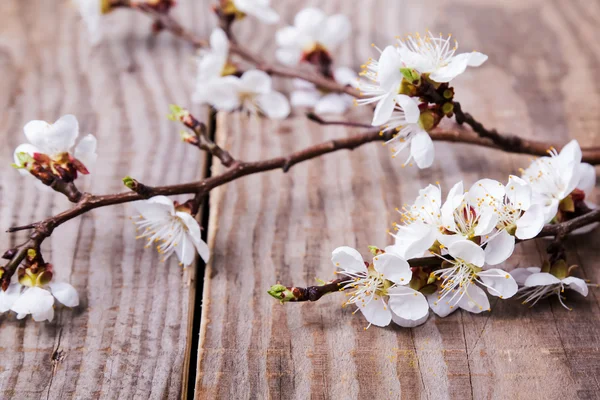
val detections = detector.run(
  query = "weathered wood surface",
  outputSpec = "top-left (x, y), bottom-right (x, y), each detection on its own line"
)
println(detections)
top-left (196, 0), bottom-right (600, 399)
top-left (0, 1), bottom-right (211, 398)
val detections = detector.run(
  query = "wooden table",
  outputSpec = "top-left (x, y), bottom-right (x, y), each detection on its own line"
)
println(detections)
top-left (1, 0), bottom-right (599, 399)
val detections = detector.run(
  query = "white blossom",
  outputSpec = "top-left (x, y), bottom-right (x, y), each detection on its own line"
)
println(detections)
top-left (438, 181), bottom-right (498, 247)
top-left (203, 70), bottom-right (290, 119)
top-left (512, 266), bottom-right (591, 309)
top-left (13, 114), bottom-right (98, 177)
top-left (193, 28), bottom-right (231, 104)
top-left (396, 31), bottom-right (488, 83)
top-left (132, 196), bottom-right (210, 266)
top-left (388, 183), bottom-right (446, 260)
top-left (275, 7), bottom-right (351, 66)
top-left (291, 67), bottom-right (357, 115)
top-left (232, 0), bottom-right (279, 24)
top-left (380, 102), bottom-right (434, 169)
top-left (10, 279), bottom-right (79, 323)
top-left (427, 241), bottom-right (518, 317)
top-left (356, 46), bottom-right (407, 126)
top-left (521, 140), bottom-right (595, 223)
top-left (332, 247), bottom-right (429, 328)
top-left (468, 176), bottom-right (545, 265)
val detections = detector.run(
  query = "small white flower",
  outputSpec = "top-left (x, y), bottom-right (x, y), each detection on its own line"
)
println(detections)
top-left (13, 114), bottom-right (98, 176)
top-left (427, 241), bottom-right (518, 317)
top-left (521, 140), bottom-right (594, 223)
top-left (438, 181), bottom-right (499, 247)
top-left (232, 0), bottom-right (279, 24)
top-left (291, 67), bottom-right (357, 115)
top-left (332, 247), bottom-right (429, 328)
top-left (468, 176), bottom-right (545, 265)
top-left (356, 46), bottom-right (407, 126)
top-left (512, 266), bottom-right (591, 309)
top-left (396, 32), bottom-right (488, 83)
top-left (388, 183), bottom-right (445, 260)
top-left (193, 28), bottom-right (231, 104)
top-left (132, 196), bottom-right (210, 266)
top-left (10, 280), bottom-right (79, 322)
top-left (205, 70), bottom-right (290, 119)
top-left (275, 7), bottom-right (351, 66)
top-left (380, 103), bottom-right (434, 169)
top-left (74, 0), bottom-right (106, 45)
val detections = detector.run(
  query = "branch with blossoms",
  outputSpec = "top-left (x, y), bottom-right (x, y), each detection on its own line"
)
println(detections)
top-left (1, 0), bottom-right (598, 324)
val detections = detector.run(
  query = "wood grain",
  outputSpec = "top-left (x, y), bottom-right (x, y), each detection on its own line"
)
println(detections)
top-left (196, 0), bottom-right (600, 399)
top-left (0, 1), bottom-right (210, 398)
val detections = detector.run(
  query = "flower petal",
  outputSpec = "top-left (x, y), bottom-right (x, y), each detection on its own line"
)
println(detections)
top-left (515, 204), bottom-right (545, 239)
top-left (256, 91), bottom-right (291, 120)
top-left (473, 208), bottom-right (498, 237)
top-left (441, 181), bottom-right (464, 232)
top-left (505, 175), bottom-right (531, 210)
top-left (0, 283), bottom-right (22, 312)
top-left (333, 67), bottom-right (357, 87)
top-left (176, 211), bottom-right (210, 263)
top-left (275, 48), bottom-right (303, 66)
top-left (410, 130), bottom-right (435, 169)
top-left (477, 269), bottom-right (518, 299)
top-left (314, 94), bottom-right (348, 115)
top-left (576, 163), bottom-right (596, 199)
top-left (48, 281), bottom-right (80, 307)
top-left (456, 284), bottom-right (490, 313)
top-left (390, 222), bottom-right (437, 260)
top-left (11, 286), bottom-right (55, 321)
top-left (240, 70), bottom-right (272, 94)
top-left (206, 78), bottom-right (242, 111)
top-left (358, 298), bottom-right (392, 327)
top-left (210, 27), bottom-right (229, 54)
top-left (174, 233), bottom-right (196, 266)
top-left (74, 134), bottom-right (98, 171)
top-left (276, 26), bottom-right (300, 47)
top-left (484, 230), bottom-right (515, 265)
top-left (371, 91), bottom-right (396, 126)
top-left (319, 14), bottom-right (351, 49)
top-left (562, 277), bottom-right (589, 297)
top-left (24, 115), bottom-right (79, 155)
top-left (427, 291), bottom-right (457, 317)
top-left (331, 246), bottom-right (366, 273)
top-left (290, 89), bottom-right (321, 108)
top-left (133, 196), bottom-right (175, 220)
top-left (233, 0), bottom-right (279, 23)
top-left (378, 46), bottom-right (403, 91)
top-left (449, 240), bottom-right (485, 267)
top-left (429, 55), bottom-right (469, 83)
top-left (372, 253), bottom-right (411, 285)
top-left (510, 267), bottom-right (541, 286)
top-left (391, 311), bottom-right (429, 328)
top-left (524, 272), bottom-right (561, 287)
top-left (467, 178), bottom-right (504, 208)
top-left (387, 286), bottom-right (429, 321)
top-left (395, 95), bottom-right (420, 124)
top-left (293, 7), bottom-right (326, 35)
top-left (466, 51), bottom-right (488, 67)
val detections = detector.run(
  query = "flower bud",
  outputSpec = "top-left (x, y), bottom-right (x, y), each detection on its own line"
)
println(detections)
top-left (267, 284), bottom-right (298, 303)
top-left (400, 67), bottom-right (420, 84)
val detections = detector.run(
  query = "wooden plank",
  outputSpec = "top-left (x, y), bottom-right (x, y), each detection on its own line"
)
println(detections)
top-left (196, 0), bottom-right (600, 398)
top-left (0, 1), bottom-right (211, 398)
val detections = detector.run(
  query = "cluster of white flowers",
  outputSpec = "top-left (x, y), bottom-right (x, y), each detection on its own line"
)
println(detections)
top-left (356, 32), bottom-right (488, 168)
top-left (7, 114), bottom-right (210, 322)
top-left (335, 140), bottom-right (596, 328)
top-left (192, 7), bottom-right (358, 118)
